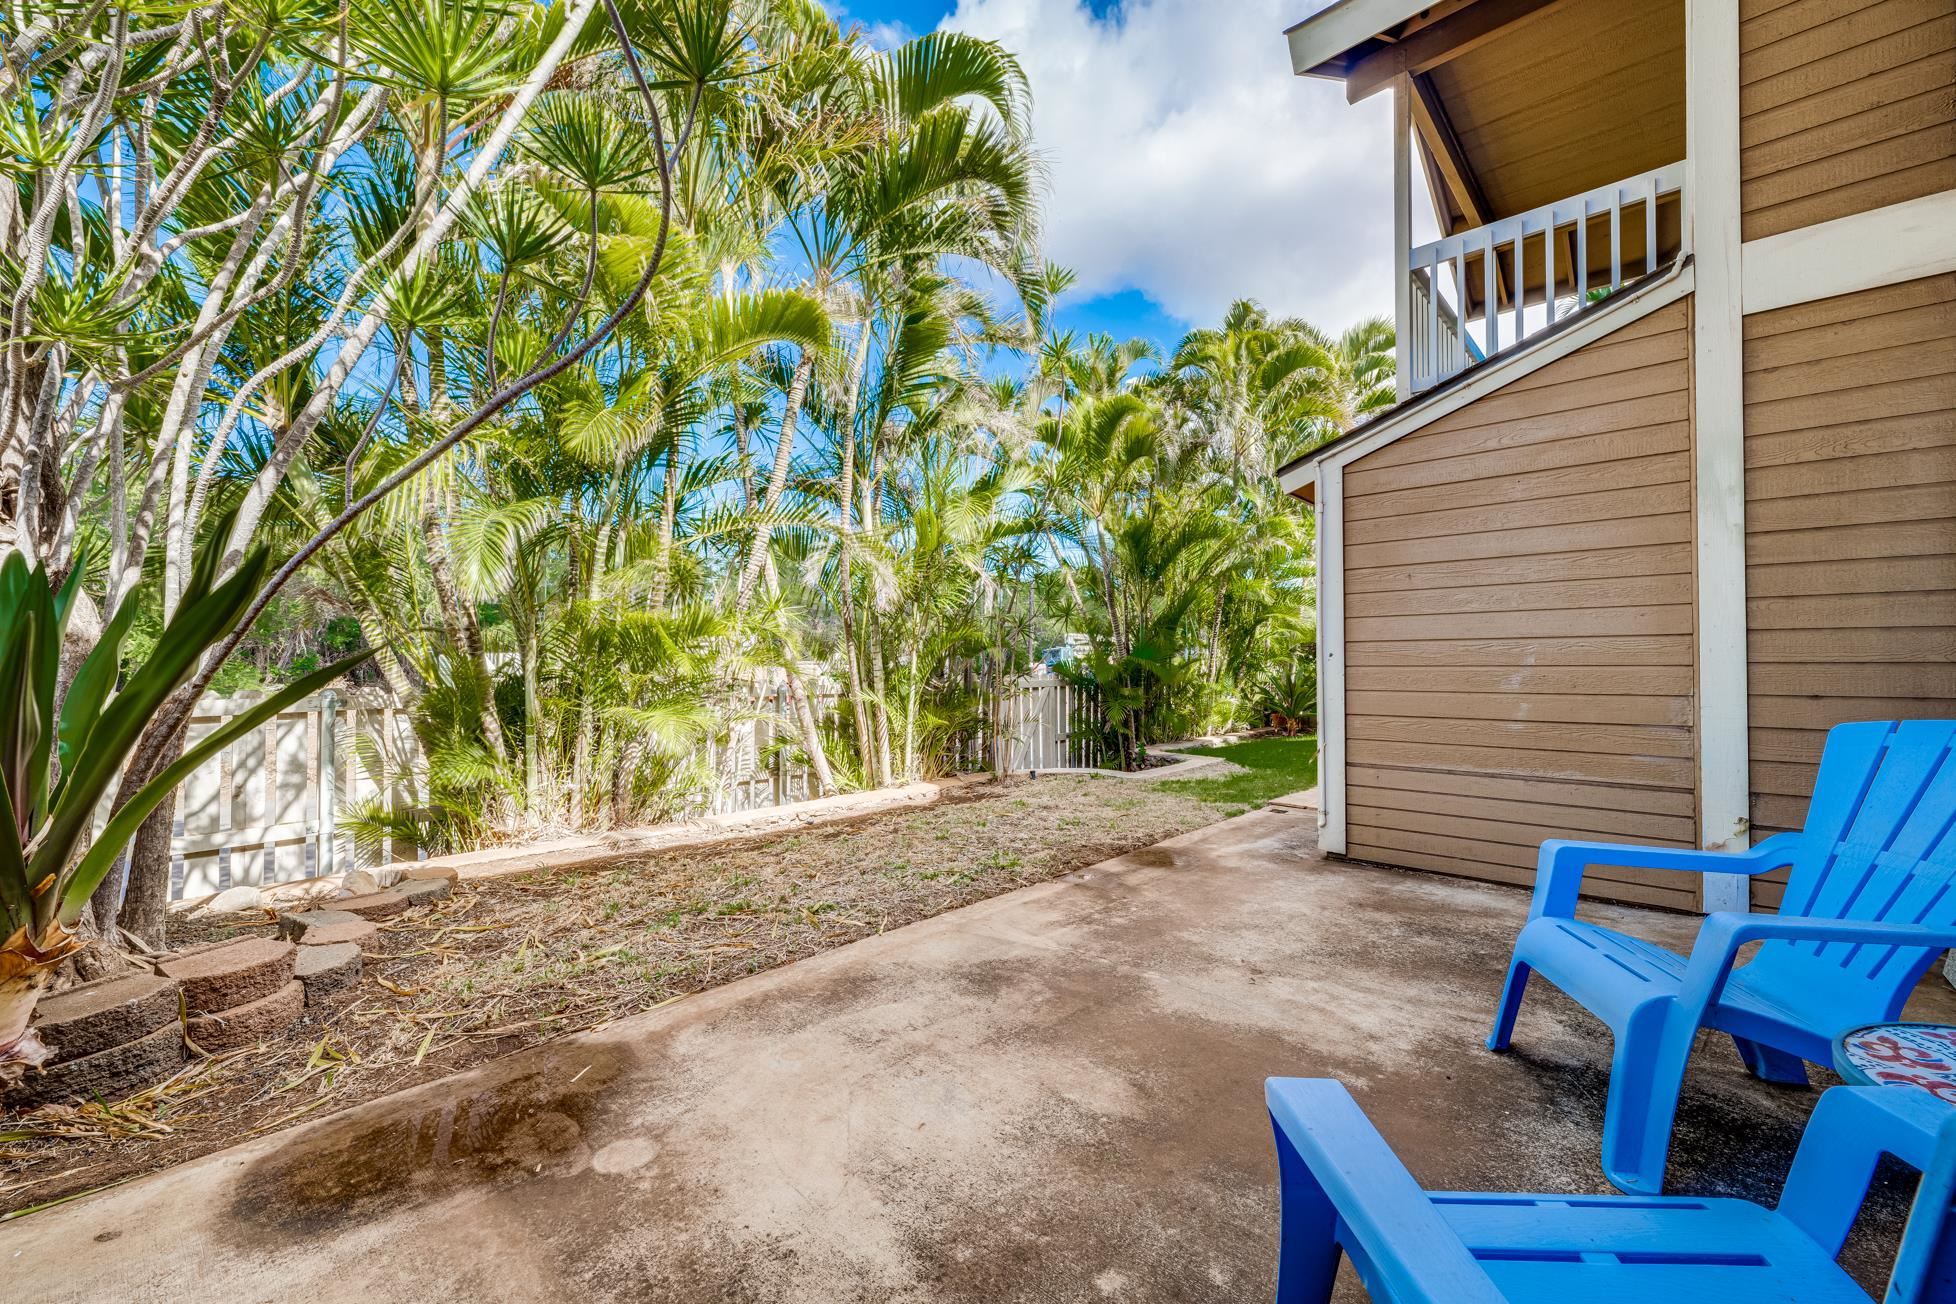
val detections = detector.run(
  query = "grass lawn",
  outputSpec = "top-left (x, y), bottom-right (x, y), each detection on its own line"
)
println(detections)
top-left (1158, 736), bottom-right (1319, 811)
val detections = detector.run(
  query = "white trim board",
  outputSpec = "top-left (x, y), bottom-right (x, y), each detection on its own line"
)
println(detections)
top-left (1393, 77), bottom-right (1414, 402)
top-left (1742, 190), bottom-right (1956, 316)
top-left (1276, 260), bottom-right (1695, 494)
top-left (1285, 0), bottom-right (1429, 77)
top-left (1316, 461), bottom-right (1348, 856)
top-left (1685, 0), bottom-right (1751, 914)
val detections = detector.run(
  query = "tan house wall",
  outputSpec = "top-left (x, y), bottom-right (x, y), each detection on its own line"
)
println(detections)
top-left (1739, 0), bottom-right (1956, 241)
top-left (1339, 299), bottom-right (1701, 911)
top-left (1743, 273), bottom-right (1956, 908)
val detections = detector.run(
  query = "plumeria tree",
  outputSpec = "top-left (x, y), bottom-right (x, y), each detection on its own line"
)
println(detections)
top-left (0, 0), bottom-right (731, 1075)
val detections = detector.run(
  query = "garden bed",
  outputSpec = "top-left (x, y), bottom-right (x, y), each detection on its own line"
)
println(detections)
top-left (0, 757), bottom-right (1311, 1216)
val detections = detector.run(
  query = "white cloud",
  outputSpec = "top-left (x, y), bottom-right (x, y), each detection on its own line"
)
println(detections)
top-left (828, 4), bottom-right (915, 50)
top-left (942, 0), bottom-right (1396, 330)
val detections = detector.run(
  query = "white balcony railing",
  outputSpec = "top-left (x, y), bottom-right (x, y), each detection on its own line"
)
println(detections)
top-left (1404, 160), bottom-right (1686, 395)
top-left (1407, 265), bottom-right (1480, 393)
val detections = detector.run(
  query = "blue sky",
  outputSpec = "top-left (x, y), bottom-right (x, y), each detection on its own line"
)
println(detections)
top-left (831, 0), bottom-right (1398, 357)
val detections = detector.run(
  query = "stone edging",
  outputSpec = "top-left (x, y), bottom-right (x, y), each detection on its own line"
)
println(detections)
top-left (172, 773), bottom-right (998, 915)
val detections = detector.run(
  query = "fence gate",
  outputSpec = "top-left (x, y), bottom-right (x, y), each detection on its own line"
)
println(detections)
top-left (995, 676), bottom-right (1104, 773)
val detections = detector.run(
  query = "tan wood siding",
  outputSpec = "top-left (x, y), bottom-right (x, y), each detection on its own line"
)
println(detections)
top-left (1342, 299), bottom-right (1700, 910)
top-left (1744, 274), bottom-right (1956, 908)
top-left (1739, 0), bottom-right (1956, 241)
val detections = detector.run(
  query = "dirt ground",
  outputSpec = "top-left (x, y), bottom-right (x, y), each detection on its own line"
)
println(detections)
top-left (1, 775), bottom-right (1235, 1216)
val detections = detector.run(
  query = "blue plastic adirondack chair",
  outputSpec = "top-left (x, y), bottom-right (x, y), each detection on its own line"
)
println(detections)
top-left (1266, 1077), bottom-right (1956, 1303)
top-left (1487, 718), bottom-right (1956, 1194)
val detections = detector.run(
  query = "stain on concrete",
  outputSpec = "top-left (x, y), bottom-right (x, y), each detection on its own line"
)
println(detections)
top-left (225, 1044), bottom-right (627, 1237)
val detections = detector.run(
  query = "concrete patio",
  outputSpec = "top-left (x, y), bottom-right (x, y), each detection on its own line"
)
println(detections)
top-left (8, 806), bottom-right (1950, 1302)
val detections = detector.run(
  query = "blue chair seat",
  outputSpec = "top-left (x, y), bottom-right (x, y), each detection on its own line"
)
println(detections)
top-left (1513, 916), bottom-right (1843, 1065)
top-left (1267, 1078), bottom-right (1956, 1303)
top-left (1431, 1193), bottom-right (1865, 1301)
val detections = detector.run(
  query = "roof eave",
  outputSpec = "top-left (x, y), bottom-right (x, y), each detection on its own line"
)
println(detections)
top-left (1284, 0), bottom-right (1433, 78)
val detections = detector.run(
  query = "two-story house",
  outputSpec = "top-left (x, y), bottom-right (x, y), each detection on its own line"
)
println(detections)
top-left (1279, 0), bottom-right (1956, 913)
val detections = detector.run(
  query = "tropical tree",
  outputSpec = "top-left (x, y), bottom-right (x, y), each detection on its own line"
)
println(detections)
top-left (0, 0), bottom-right (700, 974)
top-left (2, 0), bottom-right (1358, 1091)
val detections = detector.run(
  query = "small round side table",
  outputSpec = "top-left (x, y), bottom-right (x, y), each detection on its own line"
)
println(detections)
top-left (1833, 1022), bottom-right (1956, 1104)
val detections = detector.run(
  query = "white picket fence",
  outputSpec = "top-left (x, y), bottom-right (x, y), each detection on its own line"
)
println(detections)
top-left (169, 689), bottom-right (422, 900)
top-left (704, 676), bottom-right (845, 815)
top-left (155, 673), bottom-right (1103, 901)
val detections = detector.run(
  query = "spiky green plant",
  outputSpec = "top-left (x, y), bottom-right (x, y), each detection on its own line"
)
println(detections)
top-left (0, 530), bottom-right (369, 1082)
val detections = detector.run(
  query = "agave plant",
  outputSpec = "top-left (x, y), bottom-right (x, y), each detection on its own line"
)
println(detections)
top-left (0, 531), bottom-right (369, 1083)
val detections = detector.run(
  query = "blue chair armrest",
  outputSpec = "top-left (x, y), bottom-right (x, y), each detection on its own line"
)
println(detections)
top-left (1675, 912), bottom-right (1956, 1013)
top-left (1528, 832), bottom-right (1805, 920)
top-left (1266, 1078), bottom-right (1505, 1303)
top-left (1776, 1086), bottom-right (1953, 1255)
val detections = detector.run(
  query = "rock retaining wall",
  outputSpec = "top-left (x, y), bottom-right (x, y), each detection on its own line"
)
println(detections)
top-left (5, 865), bottom-right (460, 1110)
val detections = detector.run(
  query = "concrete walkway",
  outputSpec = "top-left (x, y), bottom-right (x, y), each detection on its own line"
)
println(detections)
top-left (9, 810), bottom-right (1949, 1301)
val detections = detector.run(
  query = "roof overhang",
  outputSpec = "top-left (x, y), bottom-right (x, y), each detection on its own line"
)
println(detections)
top-left (1274, 257), bottom-right (1695, 497)
top-left (1285, 1), bottom-right (1434, 79)
top-left (1288, 0), bottom-right (1572, 103)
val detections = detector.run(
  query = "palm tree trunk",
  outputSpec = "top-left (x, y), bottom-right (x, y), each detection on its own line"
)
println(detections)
top-left (834, 419), bottom-right (874, 775)
top-left (867, 610), bottom-right (894, 787)
top-left (781, 660), bottom-right (836, 796)
top-left (521, 620), bottom-right (542, 807)
top-left (650, 439), bottom-right (678, 609)
top-left (1208, 586), bottom-right (1226, 684)
top-left (901, 640), bottom-right (920, 781)
top-left (1095, 532), bottom-right (1126, 658)
top-left (734, 348), bottom-right (814, 617)
top-left (572, 696), bottom-right (593, 826)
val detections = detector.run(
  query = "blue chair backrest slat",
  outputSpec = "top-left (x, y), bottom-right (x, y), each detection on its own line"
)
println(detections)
top-left (1781, 722), bottom-right (1896, 916)
top-left (1795, 723), bottom-right (1956, 921)
top-left (1753, 722), bottom-right (1956, 999)
top-left (1878, 731), bottom-right (1956, 863)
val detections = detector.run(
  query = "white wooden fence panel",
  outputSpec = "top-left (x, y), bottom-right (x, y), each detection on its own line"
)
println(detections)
top-left (993, 676), bottom-right (1103, 773)
top-left (167, 689), bottom-right (413, 900)
top-left (153, 672), bottom-right (1094, 901)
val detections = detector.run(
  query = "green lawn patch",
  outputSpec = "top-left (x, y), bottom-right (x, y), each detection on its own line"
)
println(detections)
top-left (1157, 736), bottom-right (1319, 812)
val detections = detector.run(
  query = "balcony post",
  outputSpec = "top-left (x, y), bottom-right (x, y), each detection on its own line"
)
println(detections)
top-left (1392, 75), bottom-right (1412, 401)
top-left (1686, 0), bottom-right (1750, 912)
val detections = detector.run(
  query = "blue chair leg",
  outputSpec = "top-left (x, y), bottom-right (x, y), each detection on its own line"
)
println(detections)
top-left (1486, 957), bottom-right (1531, 1052)
top-left (1732, 1035), bottom-right (1810, 1086)
top-left (1601, 1000), bottom-right (1695, 1196)
top-left (1270, 1114), bottom-right (1343, 1304)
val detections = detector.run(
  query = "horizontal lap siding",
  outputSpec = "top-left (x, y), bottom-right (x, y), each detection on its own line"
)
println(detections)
top-left (1342, 300), bottom-right (1700, 910)
top-left (1743, 274), bottom-right (1956, 909)
top-left (1739, 0), bottom-right (1956, 240)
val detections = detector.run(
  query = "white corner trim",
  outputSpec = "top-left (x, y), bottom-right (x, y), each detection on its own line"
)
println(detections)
top-left (1685, 0), bottom-right (1751, 914)
top-left (1276, 261), bottom-right (1696, 496)
top-left (1393, 78), bottom-right (1414, 402)
top-left (1317, 462), bottom-right (1348, 856)
top-left (1742, 189), bottom-right (1956, 316)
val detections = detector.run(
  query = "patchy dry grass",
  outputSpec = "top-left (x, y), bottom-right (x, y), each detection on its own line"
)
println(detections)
top-left (2, 775), bottom-right (1229, 1215)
